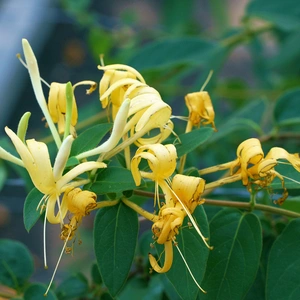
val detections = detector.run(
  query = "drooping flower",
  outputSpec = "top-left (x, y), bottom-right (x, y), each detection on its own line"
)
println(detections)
top-left (131, 144), bottom-right (177, 206)
top-left (44, 187), bottom-right (98, 296)
top-left (185, 91), bottom-right (217, 131)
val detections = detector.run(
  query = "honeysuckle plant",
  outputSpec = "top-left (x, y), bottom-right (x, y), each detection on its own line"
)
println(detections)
top-left (1, 14), bottom-right (300, 300)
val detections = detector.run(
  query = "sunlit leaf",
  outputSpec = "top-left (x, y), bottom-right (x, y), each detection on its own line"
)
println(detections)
top-left (94, 202), bottom-right (139, 297)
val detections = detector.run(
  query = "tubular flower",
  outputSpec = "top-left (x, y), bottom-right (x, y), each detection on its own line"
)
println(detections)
top-left (60, 187), bottom-right (97, 242)
top-left (45, 187), bottom-right (97, 296)
top-left (4, 127), bottom-right (106, 224)
top-left (148, 174), bottom-right (209, 293)
top-left (48, 81), bottom-right (97, 135)
top-left (233, 138), bottom-right (264, 185)
top-left (131, 144), bottom-right (177, 206)
top-left (185, 91), bottom-right (217, 131)
top-left (98, 64), bottom-right (145, 119)
top-left (231, 140), bottom-right (300, 204)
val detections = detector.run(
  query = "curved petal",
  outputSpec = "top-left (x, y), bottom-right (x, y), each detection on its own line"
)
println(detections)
top-left (5, 127), bottom-right (55, 194)
top-left (57, 161), bottom-right (106, 190)
top-left (148, 240), bottom-right (173, 273)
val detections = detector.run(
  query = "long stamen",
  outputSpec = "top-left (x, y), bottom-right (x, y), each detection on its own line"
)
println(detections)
top-left (16, 53), bottom-right (51, 88)
top-left (174, 239), bottom-right (206, 293)
top-left (43, 204), bottom-right (48, 269)
top-left (281, 174), bottom-right (300, 185)
top-left (169, 184), bottom-right (213, 250)
top-left (44, 229), bottom-right (72, 296)
top-left (200, 70), bottom-right (213, 92)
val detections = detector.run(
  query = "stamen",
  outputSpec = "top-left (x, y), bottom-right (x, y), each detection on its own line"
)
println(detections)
top-left (281, 174), bottom-right (300, 185)
top-left (43, 204), bottom-right (48, 269)
top-left (169, 185), bottom-right (213, 250)
top-left (16, 53), bottom-right (51, 88)
top-left (200, 70), bottom-right (213, 92)
top-left (44, 228), bottom-right (72, 296)
top-left (174, 239), bottom-right (207, 293)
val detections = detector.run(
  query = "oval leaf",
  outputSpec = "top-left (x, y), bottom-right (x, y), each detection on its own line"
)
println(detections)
top-left (176, 127), bottom-right (214, 158)
top-left (162, 205), bottom-right (210, 300)
top-left (200, 209), bottom-right (262, 300)
top-left (91, 167), bottom-right (138, 194)
top-left (24, 283), bottom-right (57, 300)
top-left (274, 88), bottom-right (300, 127)
top-left (23, 187), bottom-right (43, 232)
top-left (246, 0), bottom-right (300, 31)
top-left (266, 218), bottom-right (300, 300)
top-left (128, 37), bottom-right (221, 71)
top-left (0, 239), bottom-right (34, 288)
top-left (70, 123), bottom-right (112, 156)
top-left (94, 202), bottom-right (139, 297)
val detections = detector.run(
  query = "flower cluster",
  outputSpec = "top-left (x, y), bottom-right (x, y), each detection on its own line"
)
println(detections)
top-left (1, 39), bottom-right (299, 296)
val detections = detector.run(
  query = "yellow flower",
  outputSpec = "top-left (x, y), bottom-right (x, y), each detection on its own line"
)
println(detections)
top-left (45, 187), bottom-right (97, 296)
top-left (48, 81), bottom-right (97, 135)
top-left (100, 69), bottom-right (173, 147)
top-left (98, 64), bottom-right (145, 119)
top-left (148, 174), bottom-right (208, 293)
top-left (4, 127), bottom-right (106, 224)
top-left (185, 91), bottom-right (217, 131)
top-left (131, 144), bottom-right (177, 206)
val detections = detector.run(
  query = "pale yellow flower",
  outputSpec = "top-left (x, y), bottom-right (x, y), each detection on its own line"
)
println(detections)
top-left (48, 81), bottom-right (97, 135)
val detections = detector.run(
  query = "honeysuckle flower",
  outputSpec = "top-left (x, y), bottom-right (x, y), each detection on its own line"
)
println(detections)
top-left (4, 127), bottom-right (106, 224)
top-left (21, 39), bottom-right (61, 148)
top-left (98, 64), bottom-right (145, 119)
top-left (45, 187), bottom-right (97, 296)
top-left (148, 174), bottom-right (208, 293)
top-left (101, 79), bottom-right (173, 149)
top-left (48, 81), bottom-right (97, 136)
top-left (131, 144), bottom-right (177, 206)
top-left (185, 91), bottom-right (217, 131)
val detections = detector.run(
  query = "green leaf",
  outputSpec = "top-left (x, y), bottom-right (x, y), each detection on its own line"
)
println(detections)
top-left (162, 205), bottom-right (210, 300)
top-left (176, 127), bottom-right (214, 157)
top-left (56, 273), bottom-right (88, 300)
top-left (271, 163), bottom-right (300, 190)
top-left (128, 37), bottom-right (223, 71)
top-left (246, 0), bottom-right (300, 31)
top-left (91, 167), bottom-right (137, 194)
top-left (281, 196), bottom-right (300, 214)
top-left (24, 283), bottom-right (57, 300)
top-left (0, 239), bottom-right (34, 288)
top-left (274, 88), bottom-right (300, 127)
top-left (70, 123), bottom-right (112, 156)
top-left (23, 187), bottom-right (43, 232)
top-left (200, 209), bottom-right (262, 300)
top-left (207, 99), bottom-right (266, 145)
top-left (266, 218), bottom-right (300, 299)
top-left (118, 275), bottom-right (164, 300)
top-left (94, 202), bottom-right (139, 297)
top-left (0, 160), bottom-right (7, 191)
top-left (269, 31), bottom-right (300, 70)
